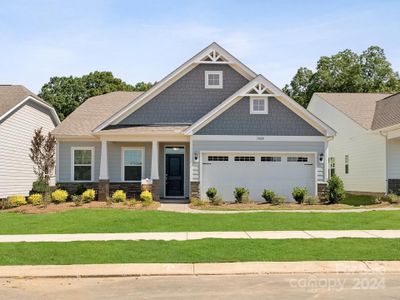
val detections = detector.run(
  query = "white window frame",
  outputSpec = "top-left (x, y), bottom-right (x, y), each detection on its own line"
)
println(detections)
top-left (121, 147), bottom-right (145, 182)
top-left (71, 147), bottom-right (95, 182)
top-left (205, 71), bottom-right (223, 89)
top-left (250, 97), bottom-right (269, 114)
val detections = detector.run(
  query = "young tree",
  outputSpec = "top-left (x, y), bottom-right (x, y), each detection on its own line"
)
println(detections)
top-left (284, 46), bottom-right (400, 107)
top-left (29, 128), bottom-right (56, 185)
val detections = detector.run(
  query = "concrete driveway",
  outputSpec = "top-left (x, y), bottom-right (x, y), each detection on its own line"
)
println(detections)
top-left (1, 273), bottom-right (399, 300)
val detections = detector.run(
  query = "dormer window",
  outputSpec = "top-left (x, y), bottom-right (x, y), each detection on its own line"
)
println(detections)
top-left (250, 97), bottom-right (268, 114)
top-left (205, 71), bottom-right (223, 89)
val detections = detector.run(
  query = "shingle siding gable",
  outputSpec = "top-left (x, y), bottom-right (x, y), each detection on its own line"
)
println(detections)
top-left (118, 64), bottom-right (249, 125)
top-left (196, 97), bottom-right (323, 136)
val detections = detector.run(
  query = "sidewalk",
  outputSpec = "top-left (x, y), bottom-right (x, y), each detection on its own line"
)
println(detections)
top-left (159, 203), bottom-right (400, 213)
top-left (1, 261), bottom-right (399, 278)
top-left (1, 230), bottom-right (400, 242)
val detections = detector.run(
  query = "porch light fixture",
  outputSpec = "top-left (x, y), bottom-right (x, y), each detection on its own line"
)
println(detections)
top-left (194, 152), bottom-right (199, 162)
top-left (319, 153), bottom-right (324, 163)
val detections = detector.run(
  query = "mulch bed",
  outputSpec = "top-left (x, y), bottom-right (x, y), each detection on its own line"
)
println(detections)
top-left (2, 201), bottom-right (160, 214)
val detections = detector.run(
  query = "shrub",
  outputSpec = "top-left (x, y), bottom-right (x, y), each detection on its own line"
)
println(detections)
top-left (125, 199), bottom-right (137, 207)
top-left (262, 189), bottom-right (275, 203)
top-left (7, 195), bottom-right (27, 207)
top-left (292, 187), bottom-right (308, 204)
top-left (31, 180), bottom-right (49, 194)
top-left (190, 198), bottom-right (206, 206)
top-left (71, 195), bottom-right (82, 206)
top-left (385, 194), bottom-right (399, 204)
top-left (51, 189), bottom-right (68, 203)
top-left (140, 190), bottom-right (153, 203)
top-left (27, 193), bottom-right (43, 206)
top-left (75, 183), bottom-right (86, 196)
top-left (112, 190), bottom-right (126, 202)
top-left (206, 187), bottom-right (217, 201)
top-left (233, 187), bottom-right (249, 203)
top-left (304, 195), bottom-right (320, 205)
top-left (326, 175), bottom-right (345, 204)
top-left (271, 195), bottom-right (286, 205)
top-left (210, 195), bottom-right (224, 206)
top-left (81, 189), bottom-right (96, 203)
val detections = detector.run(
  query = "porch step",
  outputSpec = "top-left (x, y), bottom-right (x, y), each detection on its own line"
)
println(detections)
top-left (160, 198), bottom-right (189, 204)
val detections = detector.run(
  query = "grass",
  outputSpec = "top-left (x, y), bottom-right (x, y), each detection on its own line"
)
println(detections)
top-left (1, 209), bottom-right (400, 234)
top-left (340, 193), bottom-right (378, 206)
top-left (0, 238), bottom-right (399, 265)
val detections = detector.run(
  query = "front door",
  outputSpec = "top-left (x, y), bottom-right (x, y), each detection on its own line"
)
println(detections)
top-left (165, 154), bottom-right (184, 197)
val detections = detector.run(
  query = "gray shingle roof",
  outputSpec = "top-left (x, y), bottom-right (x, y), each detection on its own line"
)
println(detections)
top-left (372, 93), bottom-right (400, 130)
top-left (315, 92), bottom-right (392, 129)
top-left (0, 85), bottom-right (43, 118)
top-left (52, 91), bottom-right (143, 136)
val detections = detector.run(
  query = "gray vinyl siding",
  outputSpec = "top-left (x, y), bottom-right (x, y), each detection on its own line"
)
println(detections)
top-left (196, 97), bottom-right (323, 136)
top-left (191, 140), bottom-right (325, 182)
top-left (119, 64), bottom-right (249, 125)
top-left (58, 141), bottom-right (101, 182)
top-left (108, 142), bottom-right (151, 181)
top-left (0, 101), bottom-right (57, 198)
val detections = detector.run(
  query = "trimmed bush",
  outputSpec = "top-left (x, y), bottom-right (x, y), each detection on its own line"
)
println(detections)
top-left (206, 187), bottom-right (217, 202)
top-left (31, 180), bottom-right (49, 194)
top-left (271, 195), bottom-right (286, 205)
top-left (112, 190), bottom-right (126, 202)
top-left (140, 191), bottom-right (153, 203)
top-left (233, 187), bottom-right (249, 203)
top-left (262, 189), bottom-right (275, 203)
top-left (292, 187), bottom-right (308, 204)
top-left (7, 195), bottom-right (27, 207)
top-left (190, 198), bottom-right (206, 206)
top-left (326, 175), bottom-right (345, 204)
top-left (81, 189), bottom-right (96, 203)
top-left (27, 193), bottom-right (43, 206)
top-left (304, 195), bottom-right (320, 205)
top-left (51, 189), bottom-right (68, 203)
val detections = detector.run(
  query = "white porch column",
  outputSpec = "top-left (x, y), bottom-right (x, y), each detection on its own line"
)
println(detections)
top-left (324, 140), bottom-right (329, 182)
top-left (151, 140), bottom-right (159, 180)
top-left (99, 140), bottom-right (109, 180)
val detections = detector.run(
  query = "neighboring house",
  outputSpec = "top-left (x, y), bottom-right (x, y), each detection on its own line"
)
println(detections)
top-left (308, 92), bottom-right (400, 195)
top-left (52, 43), bottom-right (335, 202)
top-left (0, 85), bottom-right (60, 198)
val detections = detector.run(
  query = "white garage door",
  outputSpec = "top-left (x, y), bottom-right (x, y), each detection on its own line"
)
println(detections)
top-left (201, 153), bottom-right (316, 202)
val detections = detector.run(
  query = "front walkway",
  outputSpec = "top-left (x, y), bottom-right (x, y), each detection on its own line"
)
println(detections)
top-left (2, 230), bottom-right (400, 243)
top-left (159, 203), bottom-right (400, 213)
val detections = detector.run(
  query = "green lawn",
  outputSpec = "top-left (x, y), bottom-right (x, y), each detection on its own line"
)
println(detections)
top-left (1, 209), bottom-right (400, 234)
top-left (340, 193), bottom-right (378, 206)
top-left (0, 238), bottom-right (399, 265)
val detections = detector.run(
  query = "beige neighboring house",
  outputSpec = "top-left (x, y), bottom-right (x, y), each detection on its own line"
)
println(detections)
top-left (0, 85), bottom-right (60, 198)
top-left (308, 92), bottom-right (400, 194)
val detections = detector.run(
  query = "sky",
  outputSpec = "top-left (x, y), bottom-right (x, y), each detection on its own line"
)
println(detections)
top-left (1, 0), bottom-right (400, 93)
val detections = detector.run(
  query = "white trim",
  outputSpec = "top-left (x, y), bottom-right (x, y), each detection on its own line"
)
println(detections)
top-left (121, 147), bottom-right (145, 182)
top-left (151, 140), bottom-right (159, 180)
top-left (0, 96), bottom-right (60, 125)
top-left (184, 75), bottom-right (336, 137)
top-left (163, 145), bottom-right (186, 198)
top-left (191, 135), bottom-right (328, 142)
top-left (205, 71), bottom-right (223, 89)
top-left (250, 97), bottom-right (269, 114)
top-left (93, 42), bottom-right (257, 132)
top-left (56, 140), bottom-right (60, 182)
top-left (71, 147), bottom-right (95, 182)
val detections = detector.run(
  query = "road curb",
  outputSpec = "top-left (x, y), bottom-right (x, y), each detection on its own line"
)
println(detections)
top-left (0, 261), bottom-right (399, 278)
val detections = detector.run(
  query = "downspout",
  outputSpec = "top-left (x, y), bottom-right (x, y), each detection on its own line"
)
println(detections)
top-left (379, 131), bottom-right (389, 194)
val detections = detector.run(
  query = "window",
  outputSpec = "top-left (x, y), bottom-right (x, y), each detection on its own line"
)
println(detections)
top-left (122, 148), bottom-right (144, 181)
top-left (287, 157), bottom-right (308, 162)
top-left (208, 156), bottom-right (229, 161)
top-left (345, 155), bottom-right (349, 174)
top-left (261, 156), bottom-right (281, 162)
top-left (72, 147), bottom-right (94, 181)
top-left (328, 157), bottom-right (336, 177)
top-left (234, 156), bottom-right (255, 161)
top-left (205, 71), bottom-right (223, 89)
top-left (250, 97), bottom-right (268, 114)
